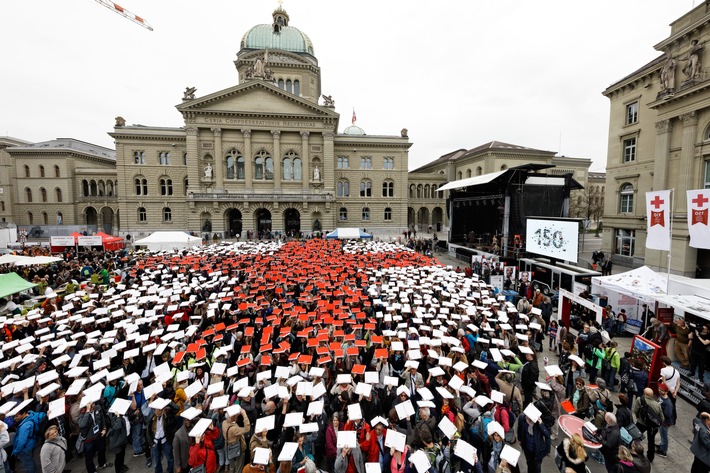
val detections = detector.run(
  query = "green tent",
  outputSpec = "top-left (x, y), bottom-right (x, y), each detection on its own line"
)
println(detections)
top-left (0, 273), bottom-right (36, 299)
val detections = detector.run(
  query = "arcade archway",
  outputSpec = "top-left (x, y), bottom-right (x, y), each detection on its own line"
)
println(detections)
top-left (226, 209), bottom-right (243, 238)
top-left (284, 208), bottom-right (300, 236)
top-left (255, 208), bottom-right (272, 237)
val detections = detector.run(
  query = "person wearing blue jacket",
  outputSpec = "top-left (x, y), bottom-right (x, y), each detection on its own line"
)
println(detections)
top-left (12, 408), bottom-right (47, 473)
top-left (516, 411), bottom-right (550, 473)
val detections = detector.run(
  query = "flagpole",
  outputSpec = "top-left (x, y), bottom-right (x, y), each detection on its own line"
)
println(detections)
top-left (667, 188), bottom-right (674, 294)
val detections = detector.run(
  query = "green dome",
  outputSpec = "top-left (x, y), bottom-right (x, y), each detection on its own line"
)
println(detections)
top-left (241, 25), bottom-right (314, 55)
top-left (343, 125), bottom-right (366, 135)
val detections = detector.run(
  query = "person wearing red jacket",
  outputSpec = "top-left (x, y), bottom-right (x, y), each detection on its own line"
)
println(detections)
top-left (343, 418), bottom-right (371, 452)
top-left (359, 420), bottom-right (391, 468)
top-left (188, 425), bottom-right (219, 473)
top-left (325, 415), bottom-right (340, 473)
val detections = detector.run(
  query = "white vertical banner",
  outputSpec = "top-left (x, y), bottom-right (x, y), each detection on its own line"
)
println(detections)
top-left (687, 189), bottom-right (710, 249)
top-left (645, 190), bottom-right (671, 251)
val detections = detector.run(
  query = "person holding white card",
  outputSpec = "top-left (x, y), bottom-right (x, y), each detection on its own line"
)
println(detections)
top-left (515, 406), bottom-right (550, 473)
top-left (334, 444), bottom-right (365, 473)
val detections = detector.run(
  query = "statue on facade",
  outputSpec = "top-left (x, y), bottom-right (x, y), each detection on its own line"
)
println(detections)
top-left (183, 87), bottom-right (197, 100)
top-left (245, 67), bottom-right (254, 79)
top-left (660, 54), bottom-right (677, 92)
top-left (313, 166), bottom-right (320, 181)
top-left (115, 116), bottom-right (126, 127)
top-left (254, 50), bottom-right (269, 78)
top-left (204, 163), bottom-right (213, 179)
top-left (682, 39), bottom-right (703, 82)
top-left (321, 95), bottom-right (335, 107)
top-left (401, 128), bottom-right (409, 138)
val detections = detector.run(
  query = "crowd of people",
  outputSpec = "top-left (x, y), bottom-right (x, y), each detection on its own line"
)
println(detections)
top-left (0, 239), bottom-right (708, 473)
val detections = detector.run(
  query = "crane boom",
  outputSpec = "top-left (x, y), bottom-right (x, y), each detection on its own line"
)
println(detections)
top-left (94, 0), bottom-right (153, 31)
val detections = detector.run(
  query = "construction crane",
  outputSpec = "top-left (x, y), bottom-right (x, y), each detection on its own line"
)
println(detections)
top-left (94, 0), bottom-right (153, 31)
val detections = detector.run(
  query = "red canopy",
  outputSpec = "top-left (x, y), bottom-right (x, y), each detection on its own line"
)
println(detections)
top-left (95, 232), bottom-right (125, 251)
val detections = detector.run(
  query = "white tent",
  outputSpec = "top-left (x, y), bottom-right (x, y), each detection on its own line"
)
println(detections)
top-left (133, 231), bottom-right (202, 252)
top-left (591, 265), bottom-right (668, 304)
top-left (325, 228), bottom-right (373, 239)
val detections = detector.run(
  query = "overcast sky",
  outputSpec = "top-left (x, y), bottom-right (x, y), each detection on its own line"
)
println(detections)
top-left (0, 1), bottom-right (696, 172)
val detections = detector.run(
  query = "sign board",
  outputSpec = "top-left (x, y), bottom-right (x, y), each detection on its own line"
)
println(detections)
top-left (78, 236), bottom-right (102, 247)
top-left (50, 236), bottom-right (76, 246)
top-left (657, 307), bottom-right (674, 326)
top-left (526, 218), bottom-right (580, 263)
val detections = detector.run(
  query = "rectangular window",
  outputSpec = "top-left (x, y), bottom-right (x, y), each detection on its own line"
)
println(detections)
top-left (337, 157), bottom-right (349, 169)
top-left (623, 137), bottom-right (636, 163)
top-left (339, 208), bottom-right (347, 221)
top-left (159, 152), bottom-right (171, 165)
top-left (360, 157), bottom-right (372, 170)
top-left (383, 157), bottom-right (394, 170)
top-left (615, 229), bottom-right (635, 257)
top-left (625, 102), bottom-right (638, 125)
top-left (705, 161), bottom-right (710, 189)
top-left (133, 150), bottom-right (145, 164)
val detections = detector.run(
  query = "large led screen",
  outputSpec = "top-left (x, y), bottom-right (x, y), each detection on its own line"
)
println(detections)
top-left (525, 218), bottom-right (579, 263)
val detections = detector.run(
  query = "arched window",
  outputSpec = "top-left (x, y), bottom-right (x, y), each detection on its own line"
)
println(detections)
top-left (466, 169), bottom-right (472, 178)
top-left (293, 80), bottom-right (300, 96)
top-left (362, 207), bottom-right (370, 221)
top-left (432, 185), bottom-right (438, 198)
top-left (500, 165), bottom-right (508, 171)
top-left (40, 188), bottom-right (47, 203)
top-left (138, 207), bottom-right (147, 222)
top-left (409, 184), bottom-right (415, 199)
top-left (225, 150), bottom-right (242, 180)
top-left (90, 180), bottom-right (97, 196)
top-left (55, 188), bottom-right (62, 202)
top-left (384, 207), bottom-right (392, 221)
top-left (424, 185), bottom-right (430, 198)
top-left (236, 156), bottom-right (245, 179)
top-left (282, 151), bottom-right (295, 181)
top-left (42, 212), bottom-right (48, 225)
top-left (184, 178), bottom-right (189, 196)
top-left (360, 180), bottom-right (372, 197)
top-left (619, 183), bottom-right (634, 213)
top-left (25, 188), bottom-right (32, 203)
top-left (293, 157), bottom-right (302, 180)
top-left (24, 165), bottom-right (30, 178)
top-left (98, 181), bottom-right (105, 196)
top-left (254, 151), bottom-right (272, 180)
top-left (337, 157), bottom-right (349, 169)
top-left (54, 165), bottom-right (60, 178)
top-left (57, 212), bottom-right (63, 225)
top-left (417, 185), bottom-right (423, 198)
top-left (107, 181), bottom-right (114, 197)
top-left (27, 212), bottom-right (33, 224)
top-left (133, 150), bottom-right (145, 164)
top-left (339, 207), bottom-right (348, 221)
top-left (286, 79), bottom-right (293, 93)
top-left (278, 79), bottom-right (285, 89)
top-left (163, 207), bottom-right (172, 222)
top-left (458, 171), bottom-right (462, 180)
top-left (477, 166), bottom-right (482, 176)
top-left (82, 180), bottom-right (89, 197)
top-left (183, 152), bottom-right (188, 166)
top-left (159, 151), bottom-right (170, 165)
top-left (39, 165), bottom-right (45, 178)
top-left (135, 178), bottom-right (148, 195)
top-left (337, 180), bottom-right (350, 197)
top-left (382, 180), bottom-right (394, 197)
top-left (160, 178), bottom-right (173, 196)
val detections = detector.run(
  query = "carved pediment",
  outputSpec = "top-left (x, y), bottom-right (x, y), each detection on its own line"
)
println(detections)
top-left (176, 81), bottom-right (336, 119)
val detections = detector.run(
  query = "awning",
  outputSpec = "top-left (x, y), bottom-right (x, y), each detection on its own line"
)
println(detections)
top-left (437, 170), bottom-right (507, 192)
top-left (0, 273), bottom-right (37, 299)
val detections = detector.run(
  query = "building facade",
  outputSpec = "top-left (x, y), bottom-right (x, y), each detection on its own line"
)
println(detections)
top-left (109, 6), bottom-right (411, 241)
top-left (602, 3), bottom-right (710, 277)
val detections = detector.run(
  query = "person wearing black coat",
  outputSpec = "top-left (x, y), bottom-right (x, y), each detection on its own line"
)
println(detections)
top-left (520, 353), bottom-right (539, 408)
top-left (599, 413), bottom-right (621, 473)
top-left (516, 412), bottom-right (550, 473)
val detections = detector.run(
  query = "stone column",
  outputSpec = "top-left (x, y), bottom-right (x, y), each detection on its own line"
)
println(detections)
top-left (653, 120), bottom-right (672, 190)
top-left (186, 127), bottom-right (199, 192)
top-left (301, 131), bottom-right (310, 191)
top-left (678, 112), bottom-right (698, 214)
top-left (272, 130), bottom-right (281, 189)
top-left (323, 131), bottom-right (335, 191)
top-left (243, 129), bottom-right (252, 189)
top-left (212, 128), bottom-right (223, 190)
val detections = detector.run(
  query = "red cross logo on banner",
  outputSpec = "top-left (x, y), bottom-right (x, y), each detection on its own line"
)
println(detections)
top-left (650, 210), bottom-right (665, 227)
top-left (650, 195), bottom-right (665, 209)
top-left (693, 194), bottom-right (709, 208)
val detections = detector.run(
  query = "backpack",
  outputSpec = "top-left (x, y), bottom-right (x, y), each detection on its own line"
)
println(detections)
top-left (639, 398), bottom-right (662, 428)
top-left (583, 343), bottom-right (594, 360)
top-left (533, 400), bottom-right (555, 429)
top-left (471, 411), bottom-right (494, 441)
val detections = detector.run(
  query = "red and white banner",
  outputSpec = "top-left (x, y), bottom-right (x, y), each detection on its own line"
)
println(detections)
top-left (646, 190), bottom-right (671, 251)
top-left (687, 189), bottom-right (710, 249)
